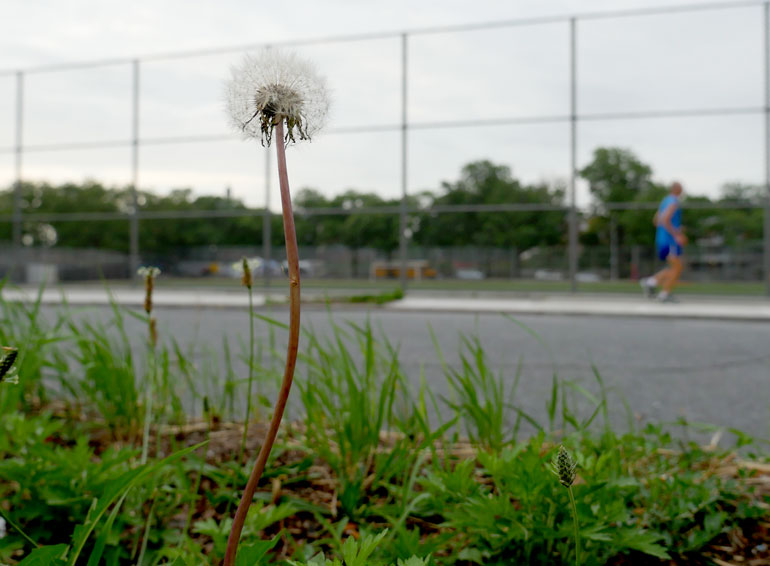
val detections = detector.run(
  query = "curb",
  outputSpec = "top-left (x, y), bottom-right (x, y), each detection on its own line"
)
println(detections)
top-left (0, 289), bottom-right (267, 310)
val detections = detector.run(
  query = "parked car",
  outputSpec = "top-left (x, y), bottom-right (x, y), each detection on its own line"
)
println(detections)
top-left (281, 259), bottom-right (316, 277)
top-left (455, 268), bottom-right (485, 280)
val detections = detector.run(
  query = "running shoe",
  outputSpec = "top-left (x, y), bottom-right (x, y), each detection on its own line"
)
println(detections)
top-left (640, 278), bottom-right (656, 299)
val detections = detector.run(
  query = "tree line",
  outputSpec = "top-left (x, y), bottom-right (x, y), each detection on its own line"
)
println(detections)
top-left (580, 147), bottom-right (763, 248)
top-left (0, 147), bottom-right (763, 255)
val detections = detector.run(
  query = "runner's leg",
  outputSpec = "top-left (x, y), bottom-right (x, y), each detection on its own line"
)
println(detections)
top-left (662, 255), bottom-right (682, 294)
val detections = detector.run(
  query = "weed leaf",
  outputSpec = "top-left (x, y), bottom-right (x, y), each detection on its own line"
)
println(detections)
top-left (17, 544), bottom-right (68, 566)
top-left (235, 535), bottom-right (280, 566)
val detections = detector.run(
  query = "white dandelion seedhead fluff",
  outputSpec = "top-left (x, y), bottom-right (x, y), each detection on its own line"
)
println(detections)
top-left (225, 49), bottom-right (330, 146)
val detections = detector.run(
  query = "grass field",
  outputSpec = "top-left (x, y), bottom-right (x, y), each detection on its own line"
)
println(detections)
top-left (2, 280), bottom-right (769, 565)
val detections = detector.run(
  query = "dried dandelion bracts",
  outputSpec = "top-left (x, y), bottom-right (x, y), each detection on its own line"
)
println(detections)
top-left (223, 49), bottom-right (329, 566)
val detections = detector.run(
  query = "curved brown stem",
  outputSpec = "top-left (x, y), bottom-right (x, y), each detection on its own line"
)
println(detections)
top-left (223, 121), bottom-right (301, 566)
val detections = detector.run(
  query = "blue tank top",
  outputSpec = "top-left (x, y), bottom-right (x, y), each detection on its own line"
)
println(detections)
top-left (656, 194), bottom-right (681, 243)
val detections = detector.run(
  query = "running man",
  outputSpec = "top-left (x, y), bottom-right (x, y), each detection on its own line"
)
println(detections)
top-left (640, 181), bottom-right (687, 302)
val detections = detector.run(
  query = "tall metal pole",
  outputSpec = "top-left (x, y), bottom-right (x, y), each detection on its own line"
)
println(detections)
top-left (263, 147), bottom-right (272, 289)
top-left (130, 59), bottom-right (140, 279)
top-left (609, 213), bottom-right (619, 281)
top-left (398, 33), bottom-right (409, 293)
top-left (764, 2), bottom-right (770, 296)
top-left (568, 18), bottom-right (579, 292)
top-left (12, 71), bottom-right (23, 281)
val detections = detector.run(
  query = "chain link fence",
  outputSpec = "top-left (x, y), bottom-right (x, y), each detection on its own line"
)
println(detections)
top-left (1, 1), bottom-right (769, 294)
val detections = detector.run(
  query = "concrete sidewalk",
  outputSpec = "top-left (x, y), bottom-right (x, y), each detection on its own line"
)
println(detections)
top-left (0, 287), bottom-right (268, 309)
top-left (3, 285), bottom-right (769, 321)
top-left (387, 294), bottom-right (770, 321)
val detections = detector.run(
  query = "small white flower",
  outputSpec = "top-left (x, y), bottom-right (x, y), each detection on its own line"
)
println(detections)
top-left (137, 266), bottom-right (161, 278)
top-left (0, 516), bottom-right (6, 539)
top-left (225, 49), bottom-right (329, 146)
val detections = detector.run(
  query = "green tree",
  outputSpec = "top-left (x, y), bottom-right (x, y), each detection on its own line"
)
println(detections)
top-left (138, 188), bottom-right (259, 253)
top-left (331, 191), bottom-right (400, 254)
top-left (0, 181), bottom-right (266, 254)
top-left (414, 160), bottom-right (565, 250)
top-left (579, 147), bottom-right (765, 250)
top-left (711, 183), bottom-right (763, 245)
top-left (580, 148), bottom-right (666, 246)
top-left (326, 191), bottom-right (402, 275)
top-left (581, 147), bottom-right (655, 205)
top-left (293, 188), bottom-right (342, 247)
top-left (0, 180), bottom-right (128, 250)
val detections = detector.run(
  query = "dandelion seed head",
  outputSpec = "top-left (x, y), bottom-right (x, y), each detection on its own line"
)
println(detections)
top-left (225, 49), bottom-right (329, 146)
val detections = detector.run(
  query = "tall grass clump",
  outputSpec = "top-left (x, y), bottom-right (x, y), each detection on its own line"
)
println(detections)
top-left (0, 280), bottom-right (69, 412)
top-left (432, 328), bottom-right (537, 451)
top-left (297, 318), bottom-right (408, 517)
top-left (222, 47), bottom-right (330, 565)
top-left (64, 308), bottom-right (142, 439)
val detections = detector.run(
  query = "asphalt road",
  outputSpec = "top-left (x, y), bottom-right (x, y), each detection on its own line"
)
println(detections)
top-left (41, 304), bottom-right (770, 443)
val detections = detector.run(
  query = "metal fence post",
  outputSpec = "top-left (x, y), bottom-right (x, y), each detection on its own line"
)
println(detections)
top-left (610, 213), bottom-right (619, 281)
top-left (510, 246), bottom-right (519, 279)
top-left (631, 245), bottom-right (641, 280)
top-left (12, 71), bottom-right (23, 281)
top-left (398, 33), bottom-right (409, 293)
top-left (130, 59), bottom-right (140, 279)
top-left (568, 17), bottom-right (579, 292)
top-left (764, 2), bottom-right (770, 296)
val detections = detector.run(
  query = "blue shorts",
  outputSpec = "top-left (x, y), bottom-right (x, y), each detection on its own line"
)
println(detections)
top-left (657, 241), bottom-right (682, 261)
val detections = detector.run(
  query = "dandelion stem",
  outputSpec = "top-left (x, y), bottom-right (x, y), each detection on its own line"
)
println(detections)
top-left (224, 121), bottom-right (301, 566)
top-left (568, 485), bottom-right (580, 566)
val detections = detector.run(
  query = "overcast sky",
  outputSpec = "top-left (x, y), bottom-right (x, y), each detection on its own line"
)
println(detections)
top-left (0, 0), bottom-right (766, 209)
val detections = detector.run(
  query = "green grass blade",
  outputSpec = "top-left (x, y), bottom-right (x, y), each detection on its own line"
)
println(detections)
top-left (0, 506), bottom-right (40, 549)
top-left (251, 311), bottom-right (290, 331)
top-left (86, 488), bottom-right (132, 566)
